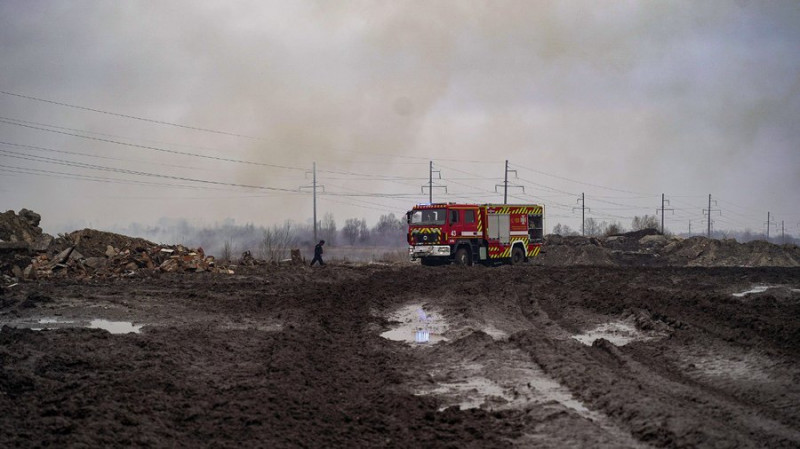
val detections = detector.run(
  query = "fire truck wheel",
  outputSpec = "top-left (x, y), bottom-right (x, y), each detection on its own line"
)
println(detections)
top-left (454, 247), bottom-right (472, 266)
top-left (510, 246), bottom-right (525, 265)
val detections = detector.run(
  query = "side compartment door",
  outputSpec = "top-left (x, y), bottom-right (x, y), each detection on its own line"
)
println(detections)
top-left (487, 214), bottom-right (510, 244)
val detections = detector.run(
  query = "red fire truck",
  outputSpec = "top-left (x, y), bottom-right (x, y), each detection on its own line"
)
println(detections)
top-left (406, 203), bottom-right (544, 266)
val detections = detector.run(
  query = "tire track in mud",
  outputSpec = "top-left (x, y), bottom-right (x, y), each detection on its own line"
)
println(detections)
top-left (1, 264), bottom-right (798, 447)
top-left (376, 268), bottom-right (649, 448)
top-left (511, 266), bottom-right (800, 448)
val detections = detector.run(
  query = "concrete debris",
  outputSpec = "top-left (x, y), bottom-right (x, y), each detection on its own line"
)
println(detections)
top-left (0, 209), bottom-right (241, 283)
top-left (15, 242), bottom-right (228, 280)
top-left (291, 249), bottom-right (303, 264)
top-left (0, 209), bottom-right (45, 246)
top-left (238, 250), bottom-right (270, 267)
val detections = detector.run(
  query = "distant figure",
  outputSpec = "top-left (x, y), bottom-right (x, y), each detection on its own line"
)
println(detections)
top-left (310, 240), bottom-right (325, 266)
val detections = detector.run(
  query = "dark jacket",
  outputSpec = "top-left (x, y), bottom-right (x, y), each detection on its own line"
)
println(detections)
top-left (314, 243), bottom-right (324, 256)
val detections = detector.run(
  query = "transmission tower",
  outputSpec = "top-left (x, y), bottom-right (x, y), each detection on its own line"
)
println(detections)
top-left (656, 193), bottom-right (674, 234)
top-left (299, 162), bottom-right (325, 241)
top-left (702, 194), bottom-right (721, 238)
top-left (495, 160), bottom-right (524, 204)
top-left (765, 212), bottom-right (777, 240)
top-left (572, 193), bottom-right (590, 236)
top-left (421, 161), bottom-right (446, 202)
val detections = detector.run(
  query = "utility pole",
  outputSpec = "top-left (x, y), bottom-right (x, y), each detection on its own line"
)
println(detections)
top-left (572, 193), bottom-right (590, 236)
top-left (313, 162), bottom-right (317, 241)
top-left (503, 159), bottom-right (508, 203)
top-left (703, 194), bottom-right (721, 238)
top-left (494, 160), bottom-right (523, 204)
top-left (688, 221), bottom-right (691, 235)
top-left (765, 212), bottom-right (777, 240)
top-left (299, 162), bottom-right (324, 242)
top-left (656, 193), bottom-right (674, 235)
top-left (782, 220), bottom-right (785, 243)
top-left (421, 161), bottom-right (445, 202)
top-left (429, 160), bottom-right (433, 203)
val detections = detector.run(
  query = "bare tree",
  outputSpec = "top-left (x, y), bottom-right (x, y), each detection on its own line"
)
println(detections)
top-left (342, 218), bottom-right (361, 245)
top-left (551, 223), bottom-right (579, 236)
top-left (371, 213), bottom-right (405, 246)
top-left (604, 221), bottom-right (624, 236)
top-left (260, 220), bottom-right (299, 262)
top-left (221, 239), bottom-right (233, 263)
top-left (358, 219), bottom-right (370, 244)
top-left (584, 218), bottom-right (602, 236)
top-left (631, 215), bottom-right (659, 232)
top-left (319, 212), bottom-right (337, 246)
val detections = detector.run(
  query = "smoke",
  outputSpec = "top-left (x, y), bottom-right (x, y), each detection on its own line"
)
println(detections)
top-left (1, 1), bottom-right (798, 233)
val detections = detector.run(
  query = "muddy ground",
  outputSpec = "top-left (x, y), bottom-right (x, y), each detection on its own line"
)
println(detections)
top-left (1, 264), bottom-right (799, 448)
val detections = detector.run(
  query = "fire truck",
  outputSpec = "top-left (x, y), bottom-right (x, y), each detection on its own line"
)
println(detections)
top-left (406, 203), bottom-right (544, 266)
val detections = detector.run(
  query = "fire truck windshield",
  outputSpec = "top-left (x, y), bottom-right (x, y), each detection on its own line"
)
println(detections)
top-left (410, 209), bottom-right (446, 225)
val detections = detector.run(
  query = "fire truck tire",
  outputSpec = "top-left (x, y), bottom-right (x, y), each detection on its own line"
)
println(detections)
top-left (454, 247), bottom-right (472, 266)
top-left (510, 246), bottom-right (525, 265)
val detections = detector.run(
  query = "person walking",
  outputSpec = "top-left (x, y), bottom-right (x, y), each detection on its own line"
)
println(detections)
top-left (310, 240), bottom-right (325, 266)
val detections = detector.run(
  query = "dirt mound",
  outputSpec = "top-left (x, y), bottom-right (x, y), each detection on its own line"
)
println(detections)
top-left (50, 228), bottom-right (159, 258)
top-left (538, 233), bottom-right (800, 267)
top-left (609, 227), bottom-right (660, 240)
top-left (537, 235), bottom-right (616, 266)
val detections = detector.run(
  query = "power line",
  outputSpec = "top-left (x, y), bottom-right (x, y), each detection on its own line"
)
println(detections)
top-left (0, 148), bottom-right (297, 192)
top-left (0, 163), bottom-right (243, 192)
top-left (0, 117), bottom-right (305, 171)
top-left (510, 162), bottom-right (657, 196)
top-left (0, 115), bottom-right (438, 185)
top-left (0, 89), bottom-right (262, 140)
top-left (0, 140), bottom-right (208, 172)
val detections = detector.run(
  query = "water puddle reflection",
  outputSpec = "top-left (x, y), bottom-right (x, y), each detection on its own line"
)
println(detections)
top-left (89, 319), bottom-right (143, 334)
top-left (381, 304), bottom-right (449, 345)
top-left (1, 317), bottom-right (143, 334)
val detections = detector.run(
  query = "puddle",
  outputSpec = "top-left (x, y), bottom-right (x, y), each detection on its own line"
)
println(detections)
top-left (38, 317), bottom-right (74, 324)
top-left (0, 317), bottom-right (143, 334)
top-left (381, 304), bottom-right (449, 345)
top-left (89, 319), bottom-right (143, 334)
top-left (429, 364), bottom-right (592, 414)
top-left (571, 321), bottom-right (652, 346)
top-left (732, 285), bottom-right (771, 297)
top-left (424, 367), bottom-right (595, 415)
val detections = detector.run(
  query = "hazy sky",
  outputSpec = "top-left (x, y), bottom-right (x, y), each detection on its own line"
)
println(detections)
top-left (1, 1), bottom-right (798, 236)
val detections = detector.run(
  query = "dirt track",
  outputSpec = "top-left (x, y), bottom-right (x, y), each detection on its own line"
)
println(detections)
top-left (1, 264), bottom-right (799, 448)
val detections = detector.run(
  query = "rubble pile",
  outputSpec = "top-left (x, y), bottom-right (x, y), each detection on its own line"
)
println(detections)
top-left (14, 233), bottom-right (231, 281)
top-left (1, 210), bottom-right (236, 283)
top-left (0, 208), bottom-right (53, 252)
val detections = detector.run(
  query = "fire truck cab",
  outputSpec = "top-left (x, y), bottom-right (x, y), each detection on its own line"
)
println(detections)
top-left (407, 203), bottom-right (544, 266)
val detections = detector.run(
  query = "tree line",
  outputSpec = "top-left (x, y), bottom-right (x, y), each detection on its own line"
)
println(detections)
top-left (114, 213), bottom-right (408, 262)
